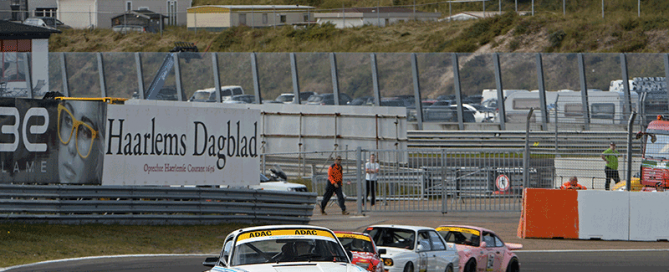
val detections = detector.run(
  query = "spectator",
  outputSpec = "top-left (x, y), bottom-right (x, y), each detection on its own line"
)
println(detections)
top-left (601, 142), bottom-right (621, 190)
top-left (320, 156), bottom-right (349, 215)
top-left (560, 176), bottom-right (587, 190)
top-left (365, 153), bottom-right (380, 206)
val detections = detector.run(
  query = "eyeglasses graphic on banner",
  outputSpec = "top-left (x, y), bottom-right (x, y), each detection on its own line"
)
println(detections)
top-left (57, 104), bottom-right (99, 159)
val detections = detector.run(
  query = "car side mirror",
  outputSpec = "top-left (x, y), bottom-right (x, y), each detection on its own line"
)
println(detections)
top-left (416, 244), bottom-right (424, 251)
top-left (480, 241), bottom-right (487, 248)
top-left (378, 248), bottom-right (387, 255)
top-left (202, 256), bottom-right (220, 267)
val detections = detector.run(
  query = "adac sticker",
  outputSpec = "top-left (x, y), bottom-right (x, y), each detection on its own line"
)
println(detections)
top-left (335, 233), bottom-right (372, 242)
top-left (237, 229), bottom-right (335, 241)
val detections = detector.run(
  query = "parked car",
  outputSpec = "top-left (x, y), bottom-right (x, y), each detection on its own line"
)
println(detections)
top-left (424, 104), bottom-right (476, 122)
top-left (189, 86), bottom-right (244, 102)
top-left (350, 96), bottom-right (375, 106)
top-left (23, 17), bottom-right (71, 30)
top-left (307, 93), bottom-right (352, 105)
top-left (225, 94), bottom-right (255, 104)
top-left (202, 225), bottom-right (366, 272)
top-left (275, 93), bottom-right (295, 103)
top-left (298, 91), bottom-right (317, 103)
top-left (436, 225), bottom-right (522, 272)
top-left (252, 168), bottom-right (308, 192)
top-left (363, 225), bottom-right (460, 272)
top-left (112, 25), bottom-right (148, 34)
top-left (335, 231), bottom-right (385, 272)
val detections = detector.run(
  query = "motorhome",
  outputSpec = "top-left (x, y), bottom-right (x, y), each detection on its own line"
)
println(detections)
top-left (480, 89), bottom-right (529, 103)
top-left (504, 90), bottom-right (638, 124)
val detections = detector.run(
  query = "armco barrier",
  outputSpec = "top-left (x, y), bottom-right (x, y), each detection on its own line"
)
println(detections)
top-left (519, 188), bottom-right (669, 241)
top-left (0, 185), bottom-right (317, 225)
top-left (629, 192), bottom-right (669, 241)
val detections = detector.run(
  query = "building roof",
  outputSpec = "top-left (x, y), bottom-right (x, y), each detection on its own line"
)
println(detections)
top-left (0, 20), bottom-right (61, 39)
top-left (314, 7), bottom-right (441, 18)
top-left (112, 9), bottom-right (168, 20)
top-left (188, 5), bottom-right (314, 13)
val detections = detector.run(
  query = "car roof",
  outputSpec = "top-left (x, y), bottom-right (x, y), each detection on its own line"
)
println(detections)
top-left (334, 231), bottom-right (369, 236)
top-left (366, 224), bottom-right (434, 231)
top-left (436, 224), bottom-right (493, 234)
top-left (233, 224), bottom-right (334, 235)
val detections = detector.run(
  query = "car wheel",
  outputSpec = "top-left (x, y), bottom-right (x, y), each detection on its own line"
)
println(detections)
top-left (403, 262), bottom-right (414, 272)
top-left (463, 258), bottom-right (476, 272)
top-left (446, 264), bottom-right (454, 272)
top-left (506, 258), bottom-right (520, 272)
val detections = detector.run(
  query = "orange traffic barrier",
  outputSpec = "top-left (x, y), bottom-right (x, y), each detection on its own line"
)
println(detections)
top-left (518, 188), bottom-right (579, 239)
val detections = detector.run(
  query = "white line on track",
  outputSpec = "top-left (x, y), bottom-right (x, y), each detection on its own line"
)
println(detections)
top-left (0, 254), bottom-right (212, 272)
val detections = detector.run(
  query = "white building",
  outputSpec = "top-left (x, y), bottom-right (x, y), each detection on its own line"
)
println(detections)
top-left (187, 5), bottom-right (315, 31)
top-left (58, 0), bottom-right (191, 29)
top-left (314, 7), bottom-right (440, 29)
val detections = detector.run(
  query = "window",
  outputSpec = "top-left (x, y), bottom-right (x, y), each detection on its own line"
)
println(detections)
top-left (428, 231), bottom-right (446, 250)
top-left (126, 1), bottom-right (132, 11)
top-left (303, 13), bottom-right (309, 22)
top-left (482, 232), bottom-right (496, 247)
top-left (591, 103), bottom-right (615, 119)
top-left (280, 15), bottom-right (286, 23)
top-left (494, 235), bottom-right (504, 247)
top-left (564, 103), bottom-right (583, 117)
top-left (239, 14), bottom-right (246, 25)
top-left (417, 231), bottom-right (431, 251)
top-left (513, 98), bottom-right (541, 110)
top-left (262, 14), bottom-right (268, 24)
top-left (35, 8), bottom-right (57, 17)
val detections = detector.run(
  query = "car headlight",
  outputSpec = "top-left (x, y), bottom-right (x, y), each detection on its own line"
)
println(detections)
top-left (383, 258), bottom-right (393, 267)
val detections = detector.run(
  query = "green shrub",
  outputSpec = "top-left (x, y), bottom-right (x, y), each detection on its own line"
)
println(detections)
top-left (549, 29), bottom-right (566, 48)
top-left (509, 39), bottom-right (520, 51)
top-left (619, 17), bottom-right (639, 31)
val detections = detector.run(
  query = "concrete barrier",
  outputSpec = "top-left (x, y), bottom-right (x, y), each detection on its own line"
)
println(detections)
top-left (629, 191), bottom-right (669, 241)
top-left (518, 188), bottom-right (579, 239)
top-left (577, 190), bottom-right (629, 240)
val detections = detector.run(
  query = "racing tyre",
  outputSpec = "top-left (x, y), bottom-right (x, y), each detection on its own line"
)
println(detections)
top-left (463, 259), bottom-right (477, 272)
top-left (446, 264), bottom-right (454, 272)
top-left (403, 262), bottom-right (414, 272)
top-left (506, 258), bottom-right (520, 272)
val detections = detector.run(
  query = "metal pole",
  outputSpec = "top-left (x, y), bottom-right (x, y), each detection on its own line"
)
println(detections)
top-left (638, 0), bottom-right (640, 18)
top-left (330, 52), bottom-right (341, 105)
top-left (343, 3), bottom-right (345, 28)
top-left (621, 53), bottom-right (632, 120)
top-left (626, 112), bottom-right (637, 191)
top-left (524, 108), bottom-right (535, 189)
top-left (290, 52), bottom-right (301, 104)
top-left (664, 54), bottom-right (669, 113)
top-left (135, 53), bottom-right (145, 99)
top-left (23, 53), bottom-right (32, 99)
top-left (60, 53), bottom-right (69, 97)
top-left (173, 53), bottom-right (184, 101)
top-left (212, 53), bottom-right (222, 103)
top-left (602, 0), bottom-right (604, 19)
top-left (578, 53), bottom-right (591, 130)
top-left (412, 53), bottom-right (424, 130)
top-left (251, 52), bottom-right (262, 104)
top-left (413, 0), bottom-right (416, 21)
top-left (452, 53), bottom-right (464, 130)
top-left (536, 53), bottom-right (548, 131)
top-left (515, 0), bottom-right (517, 12)
top-left (273, 6), bottom-right (276, 29)
top-left (97, 52), bottom-right (107, 97)
top-left (370, 53), bottom-right (381, 106)
top-left (499, 0), bottom-right (501, 14)
top-left (356, 146), bottom-right (363, 214)
top-left (563, 0), bottom-right (566, 16)
top-left (449, 2), bottom-right (452, 22)
top-left (493, 53), bottom-right (506, 130)
top-left (377, 1), bottom-right (380, 27)
top-left (532, 0), bottom-right (534, 16)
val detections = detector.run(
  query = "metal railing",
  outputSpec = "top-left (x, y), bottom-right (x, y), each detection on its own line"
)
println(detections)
top-left (0, 185), bottom-right (317, 225)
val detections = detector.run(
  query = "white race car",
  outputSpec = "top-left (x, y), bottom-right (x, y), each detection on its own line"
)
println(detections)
top-left (203, 225), bottom-right (367, 272)
top-left (363, 225), bottom-right (460, 272)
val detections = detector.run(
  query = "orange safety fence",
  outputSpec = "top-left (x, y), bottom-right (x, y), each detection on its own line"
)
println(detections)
top-left (518, 188), bottom-right (579, 239)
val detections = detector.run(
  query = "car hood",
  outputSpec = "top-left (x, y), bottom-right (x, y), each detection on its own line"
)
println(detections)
top-left (212, 262), bottom-right (365, 272)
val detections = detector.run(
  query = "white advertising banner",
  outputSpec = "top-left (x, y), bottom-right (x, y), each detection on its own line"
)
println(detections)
top-left (102, 103), bottom-right (260, 186)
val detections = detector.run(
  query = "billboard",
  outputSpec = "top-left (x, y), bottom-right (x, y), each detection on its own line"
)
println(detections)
top-left (102, 103), bottom-right (260, 186)
top-left (0, 98), bottom-right (107, 184)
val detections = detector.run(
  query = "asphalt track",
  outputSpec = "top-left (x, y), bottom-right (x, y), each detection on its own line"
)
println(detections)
top-left (3, 209), bottom-right (669, 271)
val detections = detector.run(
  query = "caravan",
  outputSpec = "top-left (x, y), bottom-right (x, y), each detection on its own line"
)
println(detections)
top-left (504, 90), bottom-right (638, 124)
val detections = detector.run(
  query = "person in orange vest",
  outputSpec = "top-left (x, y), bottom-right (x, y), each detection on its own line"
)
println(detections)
top-left (320, 156), bottom-right (350, 215)
top-left (560, 176), bottom-right (587, 190)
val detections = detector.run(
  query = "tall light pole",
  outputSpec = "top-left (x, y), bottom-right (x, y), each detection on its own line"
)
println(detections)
top-left (377, 0), bottom-right (380, 27)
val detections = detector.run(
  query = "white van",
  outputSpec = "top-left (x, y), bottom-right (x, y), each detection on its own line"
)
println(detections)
top-left (189, 85), bottom-right (244, 102)
top-left (504, 90), bottom-right (638, 124)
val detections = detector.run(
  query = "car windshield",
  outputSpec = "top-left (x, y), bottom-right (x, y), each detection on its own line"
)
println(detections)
top-left (436, 226), bottom-right (481, 247)
top-left (644, 132), bottom-right (669, 159)
top-left (338, 236), bottom-right (375, 253)
top-left (231, 236), bottom-right (348, 266)
top-left (365, 227), bottom-right (415, 250)
top-left (191, 91), bottom-right (211, 101)
top-left (276, 94), bottom-right (294, 102)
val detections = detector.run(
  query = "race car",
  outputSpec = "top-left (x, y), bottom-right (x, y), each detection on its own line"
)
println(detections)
top-left (203, 225), bottom-right (367, 272)
top-left (335, 231), bottom-right (385, 272)
top-left (436, 225), bottom-right (522, 272)
top-left (363, 225), bottom-right (460, 272)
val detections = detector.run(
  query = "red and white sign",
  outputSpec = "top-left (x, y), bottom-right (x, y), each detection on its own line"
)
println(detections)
top-left (496, 174), bottom-right (510, 192)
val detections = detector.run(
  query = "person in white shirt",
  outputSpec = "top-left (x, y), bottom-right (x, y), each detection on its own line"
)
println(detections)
top-left (365, 154), bottom-right (380, 206)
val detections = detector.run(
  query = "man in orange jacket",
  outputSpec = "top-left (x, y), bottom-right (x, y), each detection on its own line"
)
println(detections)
top-left (320, 156), bottom-right (349, 215)
top-left (560, 176), bottom-right (587, 190)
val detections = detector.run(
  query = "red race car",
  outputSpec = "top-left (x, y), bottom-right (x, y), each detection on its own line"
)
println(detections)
top-left (436, 225), bottom-right (522, 272)
top-left (334, 231), bottom-right (385, 272)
